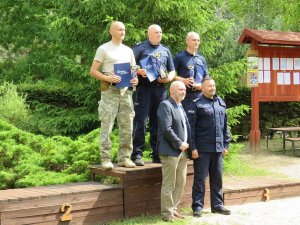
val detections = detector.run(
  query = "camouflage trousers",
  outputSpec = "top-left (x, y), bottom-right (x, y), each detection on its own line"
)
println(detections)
top-left (98, 86), bottom-right (134, 162)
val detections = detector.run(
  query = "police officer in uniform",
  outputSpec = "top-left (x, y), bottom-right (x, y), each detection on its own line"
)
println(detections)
top-left (131, 24), bottom-right (175, 166)
top-left (173, 32), bottom-right (208, 112)
top-left (188, 77), bottom-right (231, 217)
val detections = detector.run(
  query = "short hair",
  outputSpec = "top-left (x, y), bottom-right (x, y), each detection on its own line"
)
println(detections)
top-left (201, 76), bottom-right (213, 84)
top-left (148, 24), bottom-right (161, 33)
top-left (170, 80), bottom-right (185, 90)
top-left (186, 31), bottom-right (200, 41)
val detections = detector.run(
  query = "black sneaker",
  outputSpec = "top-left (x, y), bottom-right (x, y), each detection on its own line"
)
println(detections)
top-left (211, 207), bottom-right (231, 215)
top-left (133, 158), bottom-right (144, 166)
top-left (152, 158), bottom-right (161, 163)
top-left (193, 210), bottom-right (202, 217)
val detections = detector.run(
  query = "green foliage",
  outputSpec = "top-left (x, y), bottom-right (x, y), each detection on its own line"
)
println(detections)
top-left (0, 82), bottom-right (31, 129)
top-left (0, 119), bottom-right (100, 189)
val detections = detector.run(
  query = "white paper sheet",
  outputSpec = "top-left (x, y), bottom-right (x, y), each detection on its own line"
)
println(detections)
top-left (294, 58), bottom-right (300, 70)
top-left (284, 72), bottom-right (291, 85)
top-left (264, 71), bottom-right (271, 83)
top-left (277, 72), bottom-right (284, 85)
top-left (280, 58), bottom-right (287, 70)
top-left (258, 58), bottom-right (263, 70)
top-left (287, 58), bottom-right (293, 70)
top-left (263, 58), bottom-right (270, 70)
top-left (272, 58), bottom-right (279, 70)
top-left (258, 71), bottom-right (264, 83)
top-left (294, 72), bottom-right (300, 85)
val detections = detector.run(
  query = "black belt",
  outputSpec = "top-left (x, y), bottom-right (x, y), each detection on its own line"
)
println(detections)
top-left (110, 83), bottom-right (133, 90)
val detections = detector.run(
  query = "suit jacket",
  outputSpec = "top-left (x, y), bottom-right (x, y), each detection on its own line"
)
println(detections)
top-left (157, 97), bottom-right (192, 158)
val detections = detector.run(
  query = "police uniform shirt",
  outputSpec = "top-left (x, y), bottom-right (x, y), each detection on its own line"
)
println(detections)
top-left (133, 40), bottom-right (175, 87)
top-left (173, 50), bottom-right (208, 82)
top-left (187, 93), bottom-right (230, 153)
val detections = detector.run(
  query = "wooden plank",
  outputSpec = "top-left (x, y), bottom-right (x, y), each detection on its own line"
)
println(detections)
top-left (1, 194), bottom-right (123, 219)
top-left (0, 182), bottom-right (120, 203)
top-left (1, 205), bottom-right (123, 225)
top-left (124, 177), bottom-right (161, 187)
top-left (124, 184), bottom-right (161, 203)
top-left (2, 189), bottom-right (123, 211)
top-left (123, 169), bottom-right (162, 182)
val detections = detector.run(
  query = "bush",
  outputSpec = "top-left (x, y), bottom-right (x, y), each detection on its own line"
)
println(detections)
top-left (0, 82), bottom-right (31, 129)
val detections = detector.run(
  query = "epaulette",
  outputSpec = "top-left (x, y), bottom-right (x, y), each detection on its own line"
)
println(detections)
top-left (160, 43), bottom-right (171, 50)
top-left (134, 42), bottom-right (143, 47)
top-left (174, 50), bottom-right (184, 56)
top-left (193, 97), bottom-right (200, 102)
top-left (217, 97), bottom-right (226, 107)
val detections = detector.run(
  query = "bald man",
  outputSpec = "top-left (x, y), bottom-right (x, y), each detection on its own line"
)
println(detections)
top-left (157, 81), bottom-right (192, 222)
top-left (131, 24), bottom-right (175, 166)
top-left (90, 21), bottom-right (138, 169)
top-left (173, 31), bottom-right (209, 112)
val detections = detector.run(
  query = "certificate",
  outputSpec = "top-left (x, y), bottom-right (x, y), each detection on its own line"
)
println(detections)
top-left (140, 56), bottom-right (158, 82)
top-left (114, 62), bottom-right (132, 88)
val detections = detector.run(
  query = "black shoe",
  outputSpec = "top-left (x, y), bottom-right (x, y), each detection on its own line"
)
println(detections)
top-left (193, 210), bottom-right (202, 217)
top-left (152, 158), bottom-right (161, 163)
top-left (133, 158), bottom-right (144, 166)
top-left (211, 207), bottom-right (231, 215)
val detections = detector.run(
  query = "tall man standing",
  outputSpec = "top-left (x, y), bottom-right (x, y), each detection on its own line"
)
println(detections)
top-left (188, 77), bottom-right (231, 217)
top-left (131, 24), bottom-right (175, 166)
top-left (173, 32), bottom-right (208, 112)
top-left (157, 81), bottom-right (191, 222)
top-left (90, 21), bottom-right (138, 169)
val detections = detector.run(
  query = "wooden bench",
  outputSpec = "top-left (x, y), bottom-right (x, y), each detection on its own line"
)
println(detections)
top-left (285, 137), bottom-right (300, 156)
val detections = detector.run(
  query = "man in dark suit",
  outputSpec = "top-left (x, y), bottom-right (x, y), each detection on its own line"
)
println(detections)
top-left (157, 81), bottom-right (191, 222)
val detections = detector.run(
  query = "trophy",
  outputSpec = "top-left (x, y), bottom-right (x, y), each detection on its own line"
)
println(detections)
top-left (188, 65), bottom-right (194, 79)
top-left (153, 51), bottom-right (168, 79)
top-left (131, 65), bottom-right (140, 78)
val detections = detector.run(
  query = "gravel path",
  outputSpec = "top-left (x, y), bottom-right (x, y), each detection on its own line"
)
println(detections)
top-left (187, 154), bottom-right (300, 225)
top-left (189, 196), bottom-right (300, 225)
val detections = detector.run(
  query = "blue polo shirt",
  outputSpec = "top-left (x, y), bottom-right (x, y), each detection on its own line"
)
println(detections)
top-left (133, 40), bottom-right (175, 87)
top-left (173, 50), bottom-right (208, 84)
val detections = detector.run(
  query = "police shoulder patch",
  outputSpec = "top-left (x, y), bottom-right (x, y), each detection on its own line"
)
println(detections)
top-left (193, 98), bottom-right (200, 102)
top-left (134, 42), bottom-right (142, 47)
top-left (187, 109), bottom-right (195, 114)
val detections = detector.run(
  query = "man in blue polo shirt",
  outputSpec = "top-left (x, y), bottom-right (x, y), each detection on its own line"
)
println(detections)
top-left (173, 32), bottom-right (209, 112)
top-left (131, 24), bottom-right (175, 166)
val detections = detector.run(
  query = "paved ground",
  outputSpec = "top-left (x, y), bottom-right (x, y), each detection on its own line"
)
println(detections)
top-left (187, 154), bottom-right (300, 225)
top-left (188, 196), bottom-right (300, 225)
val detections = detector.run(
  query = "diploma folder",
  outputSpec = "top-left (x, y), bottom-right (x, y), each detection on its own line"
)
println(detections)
top-left (140, 56), bottom-right (158, 82)
top-left (114, 62), bottom-right (132, 88)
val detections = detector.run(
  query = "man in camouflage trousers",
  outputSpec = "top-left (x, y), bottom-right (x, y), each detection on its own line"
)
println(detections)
top-left (90, 21), bottom-right (138, 169)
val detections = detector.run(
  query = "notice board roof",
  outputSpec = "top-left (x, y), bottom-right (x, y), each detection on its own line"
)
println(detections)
top-left (239, 28), bottom-right (300, 46)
